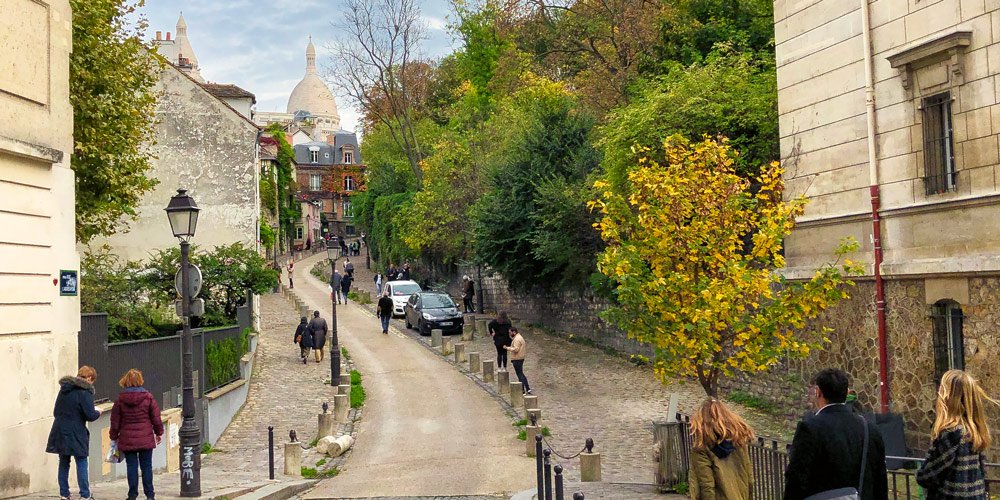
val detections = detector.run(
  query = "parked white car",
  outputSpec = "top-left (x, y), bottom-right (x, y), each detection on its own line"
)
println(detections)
top-left (381, 280), bottom-right (422, 317)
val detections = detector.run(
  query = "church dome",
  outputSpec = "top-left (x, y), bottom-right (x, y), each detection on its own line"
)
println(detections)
top-left (287, 38), bottom-right (340, 120)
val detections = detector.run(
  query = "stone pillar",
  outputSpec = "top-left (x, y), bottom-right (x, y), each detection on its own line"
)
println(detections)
top-left (580, 452), bottom-right (602, 482)
top-left (510, 382), bottom-right (523, 407)
top-left (284, 441), bottom-right (302, 476)
top-left (526, 408), bottom-right (542, 423)
top-left (462, 321), bottom-right (474, 341)
top-left (525, 425), bottom-right (540, 457)
top-left (334, 393), bottom-right (349, 422)
top-left (483, 359), bottom-right (495, 383)
top-left (454, 342), bottom-right (466, 363)
top-left (431, 329), bottom-right (443, 347)
top-left (318, 413), bottom-right (335, 439)
top-left (476, 318), bottom-right (489, 337)
top-left (442, 337), bottom-right (453, 355)
top-left (300, 305), bottom-right (309, 319)
top-left (338, 384), bottom-right (351, 395)
top-left (469, 352), bottom-right (481, 373)
top-left (523, 394), bottom-right (539, 410)
top-left (497, 369), bottom-right (510, 395)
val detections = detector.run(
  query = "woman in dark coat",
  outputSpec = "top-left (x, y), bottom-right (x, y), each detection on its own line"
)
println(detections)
top-left (488, 311), bottom-right (513, 371)
top-left (110, 369), bottom-right (163, 500)
top-left (46, 365), bottom-right (101, 500)
top-left (295, 316), bottom-right (313, 364)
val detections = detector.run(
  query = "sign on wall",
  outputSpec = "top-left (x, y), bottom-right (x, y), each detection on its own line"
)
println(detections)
top-left (59, 269), bottom-right (78, 296)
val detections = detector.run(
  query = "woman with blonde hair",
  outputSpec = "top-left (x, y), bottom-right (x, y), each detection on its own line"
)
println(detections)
top-left (110, 369), bottom-right (163, 500)
top-left (688, 399), bottom-right (755, 500)
top-left (917, 369), bottom-right (994, 500)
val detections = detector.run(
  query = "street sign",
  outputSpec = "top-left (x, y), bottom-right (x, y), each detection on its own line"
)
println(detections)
top-left (59, 270), bottom-right (78, 296)
top-left (175, 298), bottom-right (205, 317)
top-left (174, 265), bottom-right (203, 298)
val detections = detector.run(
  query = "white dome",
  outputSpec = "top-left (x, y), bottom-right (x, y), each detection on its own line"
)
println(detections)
top-left (286, 38), bottom-right (340, 120)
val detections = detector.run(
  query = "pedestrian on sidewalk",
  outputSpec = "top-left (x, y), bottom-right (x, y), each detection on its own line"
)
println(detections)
top-left (377, 291), bottom-right (394, 334)
top-left (917, 369), bottom-right (994, 499)
top-left (341, 272), bottom-right (354, 302)
top-left (110, 369), bottom-right (164, 500)
top-left (687, 399), bottom-right (754, 500)
top-left (309, 311), bottom-right (329, 363)
top-left (46, 366), bottom-right (101, 500)
top-left (462, 275), bottom-right (475, 313)
top-left (488, 311), bottom-right (512, 371)
top-left (504, 327), bottom-right (530, 394)
top-left (400, 263), bottom-right (411, 280)
top-left (331, 270), bottom-right (344, 304)
top-left (287, 259), bottom-right (294, 289)
top-left (374, 272), bottom-right (383, 295)
top-left (294, 316), bottom-right (313, 364)
top-left (387, 264), bottom-right (398, 281)
top-left (344, 258), bottom-right (355, 277)
top-left (784, 368), bottom-right (887, 500)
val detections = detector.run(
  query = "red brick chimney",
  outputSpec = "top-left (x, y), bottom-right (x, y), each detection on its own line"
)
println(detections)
top-left (166, 32), bottom-right (172, 40)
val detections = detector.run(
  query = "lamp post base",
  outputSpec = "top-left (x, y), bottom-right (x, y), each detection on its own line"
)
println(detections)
top-left (179, 422), bottom-right (202, 497)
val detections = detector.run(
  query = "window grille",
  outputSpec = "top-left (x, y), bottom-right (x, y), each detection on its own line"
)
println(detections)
top-left (922, 92), bottom-right (956, 194)
top-left (931, 300), bottom-right (964, 382)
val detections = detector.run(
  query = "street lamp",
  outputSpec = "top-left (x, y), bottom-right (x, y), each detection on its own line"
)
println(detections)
top-left (361, 233), bottom-right (370, 270)
top-left (326, 240), bottom-right (341, 386)
top-left (165, 189), bottom-right (202, 497)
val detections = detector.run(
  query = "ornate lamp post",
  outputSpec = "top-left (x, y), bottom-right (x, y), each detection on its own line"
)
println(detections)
top-left (326, 240), bottom-right (341, 386)
top-left (164, 189), bottom-right (202, 497)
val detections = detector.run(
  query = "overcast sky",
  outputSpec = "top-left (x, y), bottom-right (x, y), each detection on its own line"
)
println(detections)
top-left (143, 0), bottom-right (458, 133)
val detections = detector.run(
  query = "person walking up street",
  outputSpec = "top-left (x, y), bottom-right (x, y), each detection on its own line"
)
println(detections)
top-left (784, 368), bottom-right (887, 500)
top-left (287, 259), bottom-right (294, 289)
top-left (344, 258), bottom-right (355, 278)
top-left (110, 369), bottom-right (164, 500)
top-left (331, 270), bottom-right (344, 304)
top-left (377, 291), bottom-right (394, 335)
top-left (309, 311), bottom-right (328, 363)
top-left (504, 327), bottom-right (530, 394)
top-left (46, 366), bottom-right (101, 500)
top-left (374, 272), bottom-right (383, 295)
top-left (462, 275), bottom-right (475, 313)
top-left (294, 317), bottom-right (312, 364)
top-left (688, 399), bottom-right (754, 500)
top-left (341, 272), bottom-right (354, 302)
top-left (917, 369), bottom-right (995, 500)
top-left (488, 311), bottom-right (512, 371)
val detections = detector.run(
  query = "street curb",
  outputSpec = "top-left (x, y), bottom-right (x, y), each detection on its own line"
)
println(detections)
top-left (232, 479), bottom-right (317, 500)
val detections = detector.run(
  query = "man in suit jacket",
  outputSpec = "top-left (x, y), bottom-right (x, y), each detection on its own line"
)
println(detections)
top-left (784, 368), bottom-right (888, 500)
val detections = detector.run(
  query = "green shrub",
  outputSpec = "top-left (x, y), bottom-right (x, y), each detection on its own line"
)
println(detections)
top-left (205, 328), bottom-right (251, 390)
top-left (301, 467), bottom-right (317, 478)
top-left (726, 390), bottom-right (777, 414)
top-left (316, 458), bottom-right (327, 467)
top-left (517, 429), bottom-right (526, 441)
top-left (350, 370), bottom-right (366, 408)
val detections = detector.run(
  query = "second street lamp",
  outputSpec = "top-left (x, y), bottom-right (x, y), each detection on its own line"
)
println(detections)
top-left (326, 240), bottom-right (341, 386)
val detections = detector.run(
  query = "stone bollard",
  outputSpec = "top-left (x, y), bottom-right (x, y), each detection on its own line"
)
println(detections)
top-left (326, 435), bottom-right (355, 457)
top-left (509, 382), bottom-right (523, 407)
top-left (523, 394), bottom-right (539, 410)
top-left (431, 329), bottom-right (443, 347)
top-left (338, 384), bottom-right (351, 395)
top-left (454, 342), bottom-right (466, 363)
top-left (469, 352), bottom-right (481, 373)
top-left (476, 318), bottom-right (489, 337)
top-left (580, 439), bottom-right (602, 482)
top-left (334, 393), bottom-right (349, 422)
top-left (461, 321), bottom-right (474, 341)
top-left (318, 406), bottom-right (335, 439)
top-left (497, 369), bottom-right (510, 395)
top-left (442, 337), bottom-right (453, 356)
top-left (526, 408), bottom-right (542, 423)
top-left (300, 305), bottom-right (309, 319)
top-left (482, 359), bottom-right (495, 383)
top-left (284, 438), bottom-right (302, 476)
top-left (525, 425), bottom-right (540, 457)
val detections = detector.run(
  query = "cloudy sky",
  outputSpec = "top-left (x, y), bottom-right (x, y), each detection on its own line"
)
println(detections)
top-left (143, 0), bottom-right (458, 133)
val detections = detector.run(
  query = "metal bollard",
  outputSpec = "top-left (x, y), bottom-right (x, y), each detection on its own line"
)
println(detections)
top-left (268, 426), bottom-right (275, 480)
top-left (535, 434), bottom-right (544, 496)
top-left (554, 465), bottom-right (564, 500)
top-left (543, 449), bottom-right (553, 500)
top-left (526, 408), bottom-right (542, 423)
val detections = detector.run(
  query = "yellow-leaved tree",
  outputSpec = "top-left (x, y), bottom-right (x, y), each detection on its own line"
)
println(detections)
top-left (590, 136), bottom-right (862, 397)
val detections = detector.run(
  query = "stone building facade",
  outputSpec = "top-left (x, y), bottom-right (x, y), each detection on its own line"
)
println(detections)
top-left (0, 1), bottom-right (78, 496)
top-left (775, 0), bottom-right (1000, 456)
top-left (292, 133), bottom-right (365, 240)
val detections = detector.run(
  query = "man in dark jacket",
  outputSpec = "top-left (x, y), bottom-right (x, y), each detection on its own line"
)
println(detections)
top-left (331, 270), bottom-right (344, 304)
top-left (341, 273), bottom-right (354, 302)
top-left (295, 317), bottom-right (313, 364)
top-left (308, 311), bottom-right (328, 363)
top-left (47, 366), bottom-right (101, 500)
top-left (377, 291), bottom-right (394, 334)
top-left (784, 368), bottom-right (888, 500)
top-left (462, 275), bottom-right (475, 313)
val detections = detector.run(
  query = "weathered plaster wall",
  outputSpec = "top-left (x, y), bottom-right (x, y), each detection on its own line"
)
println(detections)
top-left (0, 1), bottom-right (78, 497)
top-left (95, 66), bottom-right (260, 260)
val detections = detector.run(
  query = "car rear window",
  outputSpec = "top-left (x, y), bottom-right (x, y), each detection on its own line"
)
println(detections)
top-left (393, 284), bottom-right (421, 296)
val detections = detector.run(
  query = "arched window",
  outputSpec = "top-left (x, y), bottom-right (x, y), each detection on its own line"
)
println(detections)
top-left (931, 299), bottom-right (964, 381)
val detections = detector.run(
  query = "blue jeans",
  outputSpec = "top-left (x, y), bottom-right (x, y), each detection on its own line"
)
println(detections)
top-left (58, 455), bottom-right (89, 498)
top-left (124, 448), bottom-right (154, 499)
top-left (380, 316), bottom-right (390, 332)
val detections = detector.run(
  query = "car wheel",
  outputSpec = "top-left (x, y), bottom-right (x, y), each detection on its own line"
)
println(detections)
top-left (419, 320), bottom-right (429, 336)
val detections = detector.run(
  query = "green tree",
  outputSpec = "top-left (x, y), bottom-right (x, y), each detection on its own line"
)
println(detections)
top-left (70, 0), bottom-right (160, 242)
top-left (651, 0), bottom-right (774, 70)
top-left (591, 137), bottom-right (860, 396)
top-left (266, 124), bottom-right (301, 251)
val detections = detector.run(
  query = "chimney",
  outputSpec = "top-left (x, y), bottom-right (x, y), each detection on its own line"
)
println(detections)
top-left (155, 31), bottom-right (162, 40)
top-left (326, 134), bottom-right (334, 145)
top-left (166, 32), bottom-right (172, 41)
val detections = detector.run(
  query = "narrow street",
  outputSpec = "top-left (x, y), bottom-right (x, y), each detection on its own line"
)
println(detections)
top-left (290, 252), bottom-right (534, 498)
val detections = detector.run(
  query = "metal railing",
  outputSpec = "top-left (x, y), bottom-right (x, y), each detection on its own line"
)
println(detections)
top-left (533, 433), bottom-right (588, 500)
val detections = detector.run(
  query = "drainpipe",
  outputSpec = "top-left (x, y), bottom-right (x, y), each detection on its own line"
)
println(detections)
top-left (861, 0), bottom-right (891, 414)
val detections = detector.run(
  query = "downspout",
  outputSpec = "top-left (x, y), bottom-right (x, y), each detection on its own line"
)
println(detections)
top-left (861, 0), bottom-right (891, 414)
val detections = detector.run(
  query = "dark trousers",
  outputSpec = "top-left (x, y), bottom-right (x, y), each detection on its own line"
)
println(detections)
top-left (494, 342), bottom-right (508, 369)
top-left (124, 448), bottom-right (154, 499)
top-left (463, 296), bottom-right (474, 313)
top-left (512, 359), bottom-right (530, 392)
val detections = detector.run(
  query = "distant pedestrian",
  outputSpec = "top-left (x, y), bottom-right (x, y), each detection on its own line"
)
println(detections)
top-left (488, 311), bottom-right (512, 371)
top-left (344, 258), bottom-right (354, 277)
top-left (331, 270), bottom-right (344, 304)
top-left (400, 263), bottom-right (411, 281)
top-left (110, 369), bottom-right (164, 500)
top-left (387, 264), bottom-right (398, 281)
top-left (462, 275), bottom-right (475, 313)
top-left (917, 369), bottom-right (994, 500)
top-left (46, 366), bottom-right (101, 500)
top-left (309, 311), bottom-right (329, 364)
top-left (504, 327), bottom-right (530, 394)
top-left (688, 399), bottom-right (754, 500)
top-left (294, 316), bottom-right (312, 364)
top-left (374, 272), bottom-right (383, 295)
top-left (287, 260), bottom-right (294, 289)
top-left (377, 291), bottom-right (394, 335)
top-left (339, 236), bottom-right (348, 255)
top-left (784, 368), bottom-right (887, 500)
top-left (341, 272), bottom-right (354, 302)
